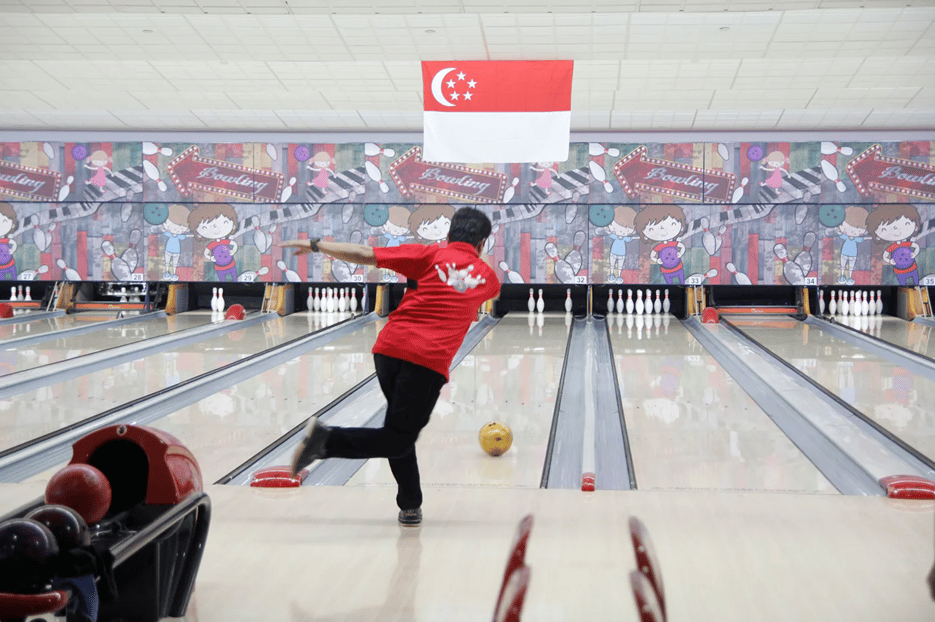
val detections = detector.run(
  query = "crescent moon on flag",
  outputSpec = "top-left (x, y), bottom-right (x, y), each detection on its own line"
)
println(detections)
top-left (431, 67), bottom-right (457, 107)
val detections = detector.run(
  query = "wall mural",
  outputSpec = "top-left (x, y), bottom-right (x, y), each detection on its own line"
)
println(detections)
top-left (0, 139), bottom-right (933, 286)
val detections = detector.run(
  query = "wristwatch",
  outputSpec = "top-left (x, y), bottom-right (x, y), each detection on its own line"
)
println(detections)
top-left (308, 238), bottom-right (320, 252)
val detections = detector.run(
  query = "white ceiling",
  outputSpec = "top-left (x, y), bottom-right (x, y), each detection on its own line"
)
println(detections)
top-left (0, 0), bottom-right (932, 132)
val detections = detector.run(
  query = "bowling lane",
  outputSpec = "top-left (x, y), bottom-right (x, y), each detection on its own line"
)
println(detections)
top-left (608, 314), bottom-right (836, 493)
top-left (0, 313), bottom-right (337, 453)
top-left (1, 312), bottom-right (213, 374)
top-left (831, 315), bottom-right (934, 359)
top-left (732, 316), bottom-right (935, 462)
top-left (345, 313), bottom-right (570, 490)
top-left (146, 318), bottom-right (384, 482)
top-left (0, 312), bottom-right (112, 343)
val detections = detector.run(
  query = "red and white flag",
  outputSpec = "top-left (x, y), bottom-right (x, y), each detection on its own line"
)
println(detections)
top-left (422, 60), bottom-right (574, 164)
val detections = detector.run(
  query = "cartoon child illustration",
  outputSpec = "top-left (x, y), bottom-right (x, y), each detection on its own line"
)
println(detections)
top-left (758, 150), bottom-right (788, 193)
top-left (634, 205), bottom-right (687, 285)
top-left (409, 204), bottom-right (455, 245)
top-left (606, 206), bottom-right (637, 284)
top-left (866, 204), bottom-right (922, 286)
top-left (189, 203), bottom-right (239, 282)
top-left (529, 162), bottom-right (555, 194)
top-left (306, 151), bottom-right (334, 190)
top-left (830, 206), bottom-right (869, 285)
top-left (0, 203), bottom-right (18, 281)
top-left (84, 150), bottom-right (113, 188)
top-left (161, 204), bottom-right (191, 281)
top-left (381, 206), bottom-right (411, 283)
top-left (382, 206), bottom-right (411, 247)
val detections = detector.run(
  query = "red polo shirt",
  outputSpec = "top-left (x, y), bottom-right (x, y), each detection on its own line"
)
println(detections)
top-left (372, 242), bottom-right (500, 381)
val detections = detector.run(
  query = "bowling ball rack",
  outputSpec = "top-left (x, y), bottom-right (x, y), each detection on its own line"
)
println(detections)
top-left (0, 492), bottom-right (210, 622)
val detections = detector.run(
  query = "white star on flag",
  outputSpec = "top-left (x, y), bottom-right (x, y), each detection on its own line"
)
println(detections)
top-left (446, 79), bottom-right (455, 89)
top-left (467, 79), bottom-right (477, 88)
top-left (450, 91), bottom-right (459, 100)
top-left (456, 71), bottom-right (466, 80)
top-left (463, 91), bottom-right (472, 100)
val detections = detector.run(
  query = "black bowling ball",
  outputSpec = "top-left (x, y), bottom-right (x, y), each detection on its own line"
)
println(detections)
top-left (26, 504), bottom-right (91, 551)
top-left (0, 518), bottom-right (60, 593)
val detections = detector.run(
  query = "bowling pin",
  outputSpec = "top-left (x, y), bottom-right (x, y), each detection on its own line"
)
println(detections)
top-left (364, 161), bottom-right (390, 193)
top-left (589, 142), bottom-right (621, 157)
top-left (635, 290), bottom-right (644, 315)
top-left (829, 290), bottom-right (837, 315)
top-left (218, 288), bottom-right (225, 313)
top-left (626, 289), bottom-right (634, 314)
top-left (653, 290), bottom-right (662, 314)
top-left (536, 289), bottom-right (544, 313)
top-left (701, 217), bottom-right (717, 256)
top-left (876, 290), bottom-right (883, 315)
top-left (364, 142), bottom-right (395, 157)
top-left (23, 286), bottom-right (30, 301)
top-left (588, 160), bottom-right (613, 193)
top-left (313, 287), bottom-right (320, 311)
top-left (500, 261), bottom-right (524, 285)
top-left (840, 290), bottom-right (849, 316)
top-left (617, 289), bottom-right (624, 315)
top-left (211, 287), bottom-right (219, 312)
top-left (341, 288), bottom-right (348, 312)
top-left (725, 263), bottom-right (752, 286)
top-left (528, 288), bottom-right (536, 313)
top-left (56, 259), bottom-right (81, 281)
top-left (774, 244), bottom-right (805, 285)
top-left (503, 177), bottom-right (519, 204)
top-left (820, 159), bottom-right (848, 193)
top-left (564, 289), bottom-right (572, 313)
top-left (820, 142), bottom-right (854, 156)
top-left (662, 289), bottom-right (670, 314)
top-left (307, 288), bottom-right (314, 311)
top-left (818, 289), bottom-right (825, 316)
top-left (607, 289), bottom-right (614, 315)
top-left (17, 286), bottom-right (23, 301)
top-left (732, 177), bottom-right (748, 204)
top-left (9, 286), bottom-right (15, 301)
top-left (350, 288), bottom-right (358, 313)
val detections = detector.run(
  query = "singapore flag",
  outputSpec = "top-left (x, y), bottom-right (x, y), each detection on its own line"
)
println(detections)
top-left (422, 60), bottom-right (574, 164)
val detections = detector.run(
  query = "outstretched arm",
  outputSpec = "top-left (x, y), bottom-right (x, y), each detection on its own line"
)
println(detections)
top-left (279, 239), bottom-right (377, 266)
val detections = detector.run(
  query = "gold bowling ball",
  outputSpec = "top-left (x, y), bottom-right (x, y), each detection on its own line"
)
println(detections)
top-left (479, 422), bottom-right (513, 457)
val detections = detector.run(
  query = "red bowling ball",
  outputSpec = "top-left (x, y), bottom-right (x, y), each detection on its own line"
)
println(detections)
top-left (45, 464), bottom-right (112, 525)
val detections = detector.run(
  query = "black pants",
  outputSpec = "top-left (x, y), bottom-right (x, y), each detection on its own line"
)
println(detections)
top-left (324, 353), bottom-right (446, 510)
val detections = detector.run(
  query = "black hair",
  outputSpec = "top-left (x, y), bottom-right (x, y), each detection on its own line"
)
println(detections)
top-left (447, 207), bottom-right (492, 247)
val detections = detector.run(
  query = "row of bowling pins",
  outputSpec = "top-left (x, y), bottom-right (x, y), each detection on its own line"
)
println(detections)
top-left (308, 287), bottom-right (358, 313)
top-left (608, 288), bottom-right (670, 315)
top-left (9, 286), bottom-right (32, 301)
top-left (819, 289), bottom-right (883, 317)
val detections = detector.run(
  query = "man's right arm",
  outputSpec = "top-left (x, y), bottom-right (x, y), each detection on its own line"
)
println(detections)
top-left (279, 239), bottom-right (377, 266)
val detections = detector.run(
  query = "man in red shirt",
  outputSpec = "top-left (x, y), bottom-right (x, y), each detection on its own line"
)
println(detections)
top-left (280, 207), bottom-right (500, 526)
